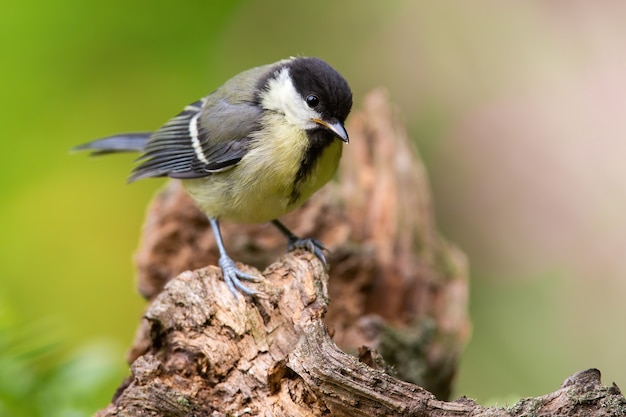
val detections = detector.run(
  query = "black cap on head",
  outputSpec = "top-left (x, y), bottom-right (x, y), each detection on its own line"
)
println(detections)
top-left (286, 57), bottom-right (353, 123)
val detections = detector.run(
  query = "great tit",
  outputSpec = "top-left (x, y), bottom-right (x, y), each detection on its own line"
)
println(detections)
top-left (75, 57), bottom-right (353, 298)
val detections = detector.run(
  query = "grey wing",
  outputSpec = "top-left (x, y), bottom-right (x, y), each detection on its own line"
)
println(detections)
top-left (130, 97), bottom-right (262, 182)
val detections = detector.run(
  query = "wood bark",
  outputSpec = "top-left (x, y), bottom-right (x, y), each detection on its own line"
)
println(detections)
top-left (96, 90), bottom-right (625, 416)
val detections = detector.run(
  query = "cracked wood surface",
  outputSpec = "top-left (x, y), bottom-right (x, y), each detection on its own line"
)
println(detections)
top-left (98, 255), bottom-right (625, 416)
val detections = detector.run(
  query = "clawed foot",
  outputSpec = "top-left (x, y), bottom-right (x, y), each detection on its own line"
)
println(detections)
top-left (271, 219), bottom-right (329, 269)
top-left (286, 236), bottom-right (328, 269)
top-left (210, 217), bottom-right (265, 298)
top-left (218, 255), bottom-right (263, 298)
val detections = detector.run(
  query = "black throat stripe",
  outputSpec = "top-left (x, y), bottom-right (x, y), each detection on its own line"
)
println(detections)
top-left (289, 129), bottom-right (336, 204)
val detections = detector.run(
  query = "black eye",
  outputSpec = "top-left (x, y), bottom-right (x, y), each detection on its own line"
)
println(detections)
top-left (306, 94), bottom-right (320, 108)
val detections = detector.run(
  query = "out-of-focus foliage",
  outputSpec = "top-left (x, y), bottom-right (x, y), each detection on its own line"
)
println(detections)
top-left (3, 0), bottom-right (626, 411)
top-left (0, 294), bottom-right (125, 417)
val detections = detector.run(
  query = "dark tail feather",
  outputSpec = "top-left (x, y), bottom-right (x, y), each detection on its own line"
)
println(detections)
top-left (73, 133), bottom-right (151, 156)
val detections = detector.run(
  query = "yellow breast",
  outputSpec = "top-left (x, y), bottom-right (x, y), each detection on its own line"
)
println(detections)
top-left (182, 116), bottom-right (342, 224)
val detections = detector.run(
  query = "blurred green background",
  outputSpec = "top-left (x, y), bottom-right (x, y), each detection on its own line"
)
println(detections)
top-left (3, 0), bottom-right (626, 415)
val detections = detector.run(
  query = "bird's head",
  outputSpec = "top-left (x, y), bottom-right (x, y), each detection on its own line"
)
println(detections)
top-left (257, 57), bottom-right (352, 143)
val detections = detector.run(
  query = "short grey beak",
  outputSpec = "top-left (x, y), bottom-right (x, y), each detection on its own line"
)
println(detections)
top-left (312, 118), bottom-right (349, 143)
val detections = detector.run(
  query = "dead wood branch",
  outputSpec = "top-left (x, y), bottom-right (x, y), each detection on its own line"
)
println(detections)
top-left (98, 255), bottom-right (624, 416)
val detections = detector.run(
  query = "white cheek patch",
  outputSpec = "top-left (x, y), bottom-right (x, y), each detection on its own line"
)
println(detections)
top-left (260, 67), bottom-right (319, 130)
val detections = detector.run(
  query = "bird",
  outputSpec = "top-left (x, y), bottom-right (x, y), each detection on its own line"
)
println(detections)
top-left (75, 57), bottom-right (353, 298)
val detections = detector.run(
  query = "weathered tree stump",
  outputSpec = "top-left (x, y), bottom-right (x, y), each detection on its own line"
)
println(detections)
top-left (96, 90), bottom-right (625, 416)
top-left (98, 256), bottom-right (625, 416)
